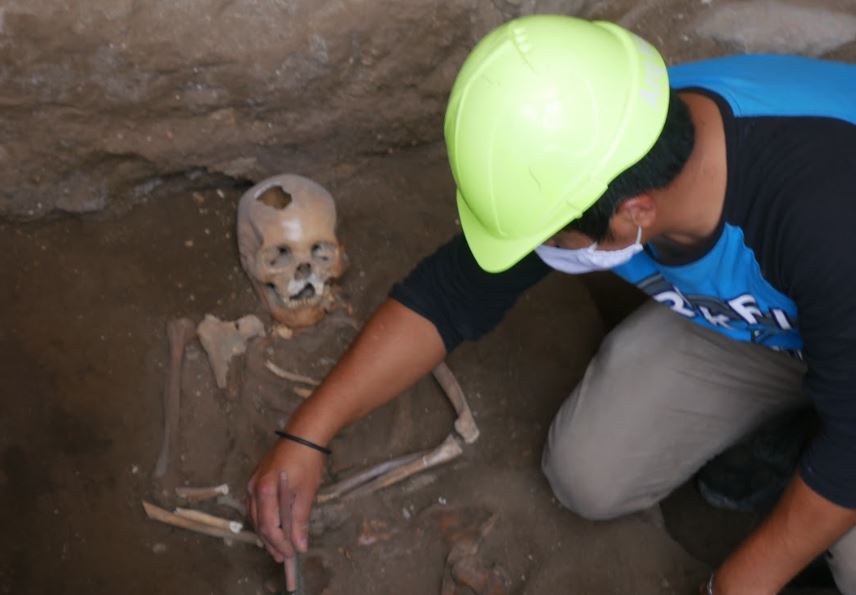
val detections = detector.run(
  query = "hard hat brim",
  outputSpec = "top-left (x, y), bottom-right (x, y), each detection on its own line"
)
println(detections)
top-left (457, 186), bottom-right (600, 273)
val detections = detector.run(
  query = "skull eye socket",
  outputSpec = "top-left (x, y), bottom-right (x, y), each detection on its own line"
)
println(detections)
top-left (311, 242), bottom-right (335, 262)
top-left (266, 245), bottom-right (292, 268)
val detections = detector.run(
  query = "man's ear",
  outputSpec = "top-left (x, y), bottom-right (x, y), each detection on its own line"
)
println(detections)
top-left (615, 194), bottom-right (656, 228)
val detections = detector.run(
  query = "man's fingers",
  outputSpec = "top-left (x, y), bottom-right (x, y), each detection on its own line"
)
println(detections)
top-left (257, 479), bottom-right (293, 560)
top-left (246, 489), bottom-right (280, 561)
top-left (291, 488), bottom-right (313, 553)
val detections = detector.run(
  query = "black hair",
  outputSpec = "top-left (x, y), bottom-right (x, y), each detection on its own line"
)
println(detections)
top-left (564, 91), bottom-right (695, 241)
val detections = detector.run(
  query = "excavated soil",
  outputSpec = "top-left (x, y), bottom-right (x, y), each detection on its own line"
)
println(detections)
top-left (0, 146), bottom-right (836, 594)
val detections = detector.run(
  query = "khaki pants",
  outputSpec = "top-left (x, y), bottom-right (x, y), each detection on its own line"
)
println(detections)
top-left (542, 301), bottom-right (856, 593)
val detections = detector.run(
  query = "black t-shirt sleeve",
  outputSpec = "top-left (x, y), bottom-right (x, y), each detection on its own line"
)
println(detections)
top-left (389, 233), bottom-right (551, 351)
top-left (778, 174), bottom-right (856, 508)
top-left (720, 111), bottom-right (856, 508)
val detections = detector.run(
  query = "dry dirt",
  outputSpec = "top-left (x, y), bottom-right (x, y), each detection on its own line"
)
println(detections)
top-left (0, 146), bottom-right (837, 594)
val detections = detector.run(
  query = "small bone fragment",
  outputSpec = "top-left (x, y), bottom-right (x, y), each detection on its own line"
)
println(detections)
top-left (174, 507), bottom-right (243, 534)
top-left (142, 501), bottom-right (262, 547)
top-left (293, 386), bottom-right (313, 399)
top-left (344, 435), bottom-right (463, 501)
top-left (265, 360), bottom-right (321, 386)
top-left (357, 518), bottom-right (397, 546)
top-left (175, 483), bottom-right (230, 502)
top-left (274, 324), bottom-right (294, 340)
top-left (198, 314), bottom-right (265, 388)
top-left (316, 452), bottom-right (423, 504)
top-left (432, 363), bottom-right (480, 444)
top-left (154, 318), bottom-right (197, 478)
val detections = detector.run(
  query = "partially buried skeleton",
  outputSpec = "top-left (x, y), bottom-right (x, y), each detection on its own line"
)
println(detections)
top-left (237, 174), bottom-right (347, 328)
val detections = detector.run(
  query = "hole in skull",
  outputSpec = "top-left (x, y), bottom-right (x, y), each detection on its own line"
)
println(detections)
top-left (257, 186), bottom-right (293, 210)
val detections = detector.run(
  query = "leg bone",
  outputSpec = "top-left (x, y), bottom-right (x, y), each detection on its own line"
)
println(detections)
top-left (154, 318), bottom-right (196, 478)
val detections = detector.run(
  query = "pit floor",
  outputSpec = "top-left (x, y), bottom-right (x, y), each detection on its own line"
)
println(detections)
top-left (0, 145), bottom-right (837, 594)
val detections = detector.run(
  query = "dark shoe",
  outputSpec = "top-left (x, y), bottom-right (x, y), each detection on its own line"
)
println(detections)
top-left (696, 409), bottom-right (813, 513)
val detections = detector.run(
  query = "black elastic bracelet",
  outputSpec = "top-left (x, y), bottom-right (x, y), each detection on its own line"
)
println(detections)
top-left (275, 430), bottom-right (332, 455)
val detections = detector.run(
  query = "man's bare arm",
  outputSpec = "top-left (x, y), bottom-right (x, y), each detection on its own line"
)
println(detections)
top-left (285, 298), bottom-right (447, 447)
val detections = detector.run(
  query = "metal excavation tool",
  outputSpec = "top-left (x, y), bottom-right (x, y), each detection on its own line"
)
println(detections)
top-left (285, 554), bottom-right (304, 595)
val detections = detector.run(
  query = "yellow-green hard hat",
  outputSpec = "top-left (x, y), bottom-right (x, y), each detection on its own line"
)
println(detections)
top-left (444, 15), bottom-right (670, 272)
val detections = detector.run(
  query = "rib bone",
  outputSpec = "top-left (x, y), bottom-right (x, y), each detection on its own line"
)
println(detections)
top-left (265, 360), bottom-right (321, 386)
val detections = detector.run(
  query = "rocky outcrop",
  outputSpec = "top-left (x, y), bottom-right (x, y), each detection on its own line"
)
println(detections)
top-left (1, 0), bottom-right (854, 219)
top-left (694, 1), bottom-right (856, 56)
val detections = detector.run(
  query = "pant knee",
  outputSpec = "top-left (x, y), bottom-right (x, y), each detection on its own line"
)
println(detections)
top-left (829, 538), bottom-right (856, 595)
top-left (831, 562), bottom-right (856, 595)
top-left (541, 447), bottom-right (629, 521)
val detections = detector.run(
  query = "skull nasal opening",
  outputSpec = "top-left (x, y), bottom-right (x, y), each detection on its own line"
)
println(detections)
top-left (296, 262), bottom-right (312, 280)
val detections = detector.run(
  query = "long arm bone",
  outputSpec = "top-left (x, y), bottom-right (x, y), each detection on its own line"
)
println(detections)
top-left (316, 364), bottom-right (475, 503)
top-left (174, 507), bottom-right (243, 534)
top-left (343, 435), bottom-right (463, 501)
top-left (154, 318), bottom-right (197, 478)
top-left (142, 501), bottom-right (262, 547)
top-left (432, 363), bottom-right (480, 444)
top-left (316, 451), bottom-right (423, 504)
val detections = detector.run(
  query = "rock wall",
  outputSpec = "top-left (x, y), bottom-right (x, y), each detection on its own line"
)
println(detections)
top-left (1, 0), bottom-right (854, 219)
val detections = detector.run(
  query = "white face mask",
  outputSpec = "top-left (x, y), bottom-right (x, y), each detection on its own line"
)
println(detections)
top-left (535, 227), bottom-right (644, 274)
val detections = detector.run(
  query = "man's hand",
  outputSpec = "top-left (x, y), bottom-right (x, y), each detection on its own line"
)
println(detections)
top-left (246, 438), bottom-right (325, 588)
top-left (713, 473), bottom-right (856, 594)
top-left (245, 299), bottom-right (446, 589)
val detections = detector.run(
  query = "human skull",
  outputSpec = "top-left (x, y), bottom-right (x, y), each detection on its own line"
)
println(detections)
top-left (237, 174), bottom-right (346, 328)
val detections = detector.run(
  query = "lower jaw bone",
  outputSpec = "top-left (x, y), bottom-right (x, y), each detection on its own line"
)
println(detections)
top-left (262, 285), bottom-right (328, 327)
